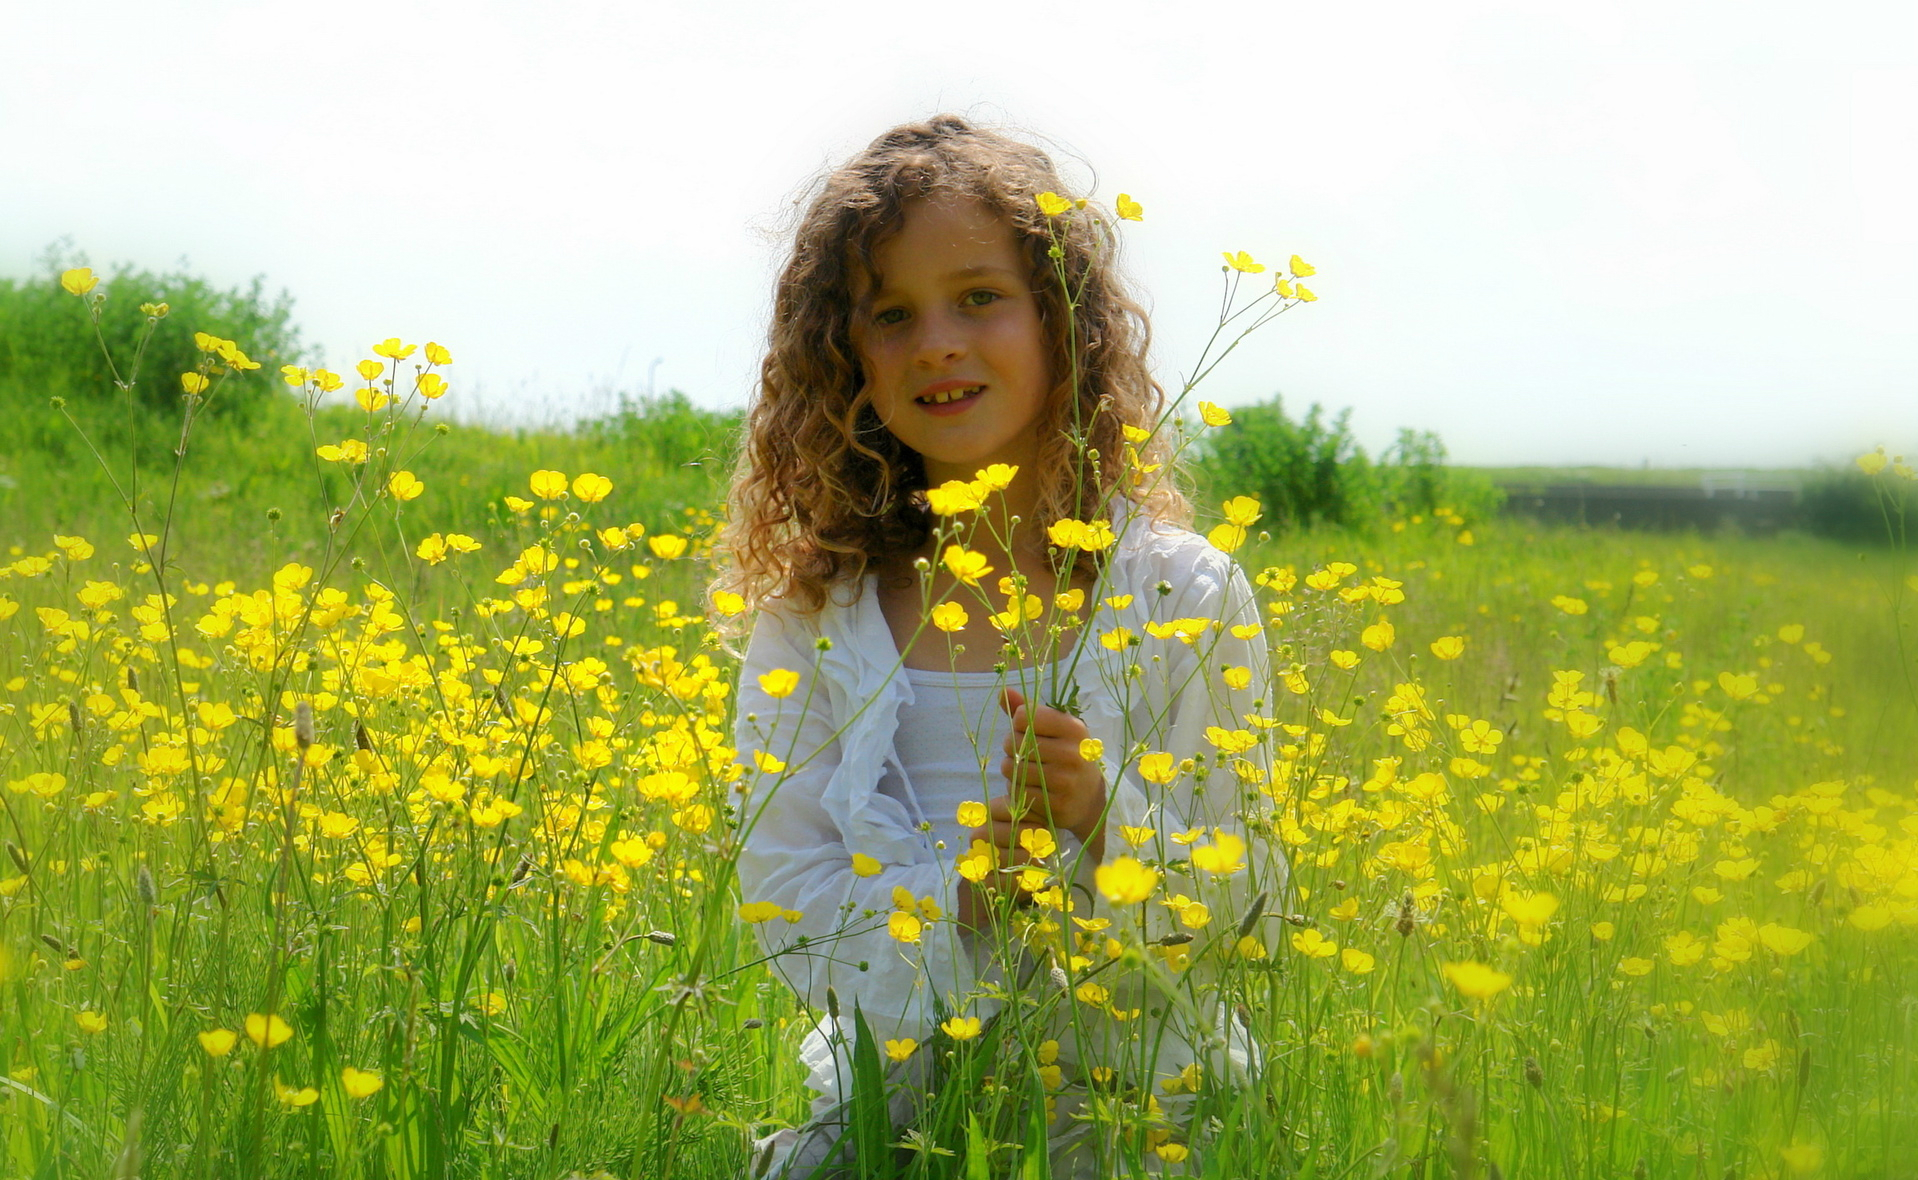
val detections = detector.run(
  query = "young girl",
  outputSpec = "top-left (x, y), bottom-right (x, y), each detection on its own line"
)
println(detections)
top-left (718, 115), bottom-right (1287, 1178)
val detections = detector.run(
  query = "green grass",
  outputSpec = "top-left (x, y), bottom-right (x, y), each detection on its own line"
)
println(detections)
top-left (2, 276), bottom-right (1915, 1179)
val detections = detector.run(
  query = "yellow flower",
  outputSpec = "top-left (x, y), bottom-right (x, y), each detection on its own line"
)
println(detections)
top-left (356, 359), bottom-right (384, 381)
top-left (1717, 671), bottom-right (1758, 700)
top-left (1757, 923), bottom-right (1813, 956)
top-left (1857, 449), bottom-right (1889, 475)
top-left (75, 1010), bottom-right (109, 1034)
top-left (1018, 828), bottom-right (1057, 859)
top-left (1551, 595), bottom-right (1588, 615)
top-left (888, 911), bottom-right (923, 944)
top-left (1221, 495), bottom-right (1262, 526)
top-left (60, 267), bottom-right (98, 295)
top-left (1078, 737), bottom-right (1103, 762)
top-left (355, 386), bottom-right (391, 412)
top-left (372, 337), bottom-right (417, 360)
top-left (1295, 284), bottom-right (1318, 302)
top-left (955, 840), bottom-right (996, 882)
top-left (1290, 255), bottom-right (1316, 277)
top-left (1341, 947), bottom-right (1376, 974)
top-left (1429, 636), bottom-right (1466, 660)
top-left (757, 668), bottom-right (800, 699)
top-left (942, 545), bottom-right (992, 585)
top-left (529, 469), bottom-right (569, 500)
top-left (1137, 752), bottom-right (1176, 784)
top-left (245, 1012), bottom-right (294, 1048)
top-left (198, 1029), bottom-right (238, 1057)
top-left (1618, 957), bottom-right (1655, 977)
top-left (1190, 830), bottom-right (1246, 876)
top-left (972, 463), bottom-right (1018, 491)
top-left (1207, 523), bottom-right (1247, 553)
top-left (1035, 192), bottom-right (1074, 216)
top-left (387, 471), bottom-right (424, 501)
top-left (1780, 1143), bottom-right (1823, 1174)
top-left (1115, 193), bottom-right (1143, 221)
top-left (851, 853), bottom-right (882, 878)
top-left (648, 534), bottom-right (688, 559)
top-left (1222, 251), bottom-right (1264, 273)
top-left (737, 901), bottom-right (783, 923)
top-left (1291, 929), bottom-right (1337, 958)
top-left (181, 372), bottom-right (209, 395)
top-left (415, 373), bottom-right (448, 399)
top-left (1054, 588), bottom-right (1084, 612)
top-left (1198, 401), bottom-right (1232, 427)
top-left (558, 472), bottom-right (611, 503)
top-left (942, 1015), bottom-right (983, 1040)
top-left (424, 341), bottom-right (453, 365)
top-left (1362, 621), bottom-right (1395, 651)
top-left (1095, 857), bottom-right (1159, 905)
top-left (955, 801), bottom-right (988, 828)
top-left (711, 591), bottom-right (745, 617)
top-left (926, 480), bottom-right (984, 515)
top-left (1047, 518), bottom-right (1116, 551)
top-left (1441, 960), bottom-right (1512, 1000)
top-left (273, 1078), bottom-right (321, 1106)
top-left (885, 1039), bottom-right (918, 1063)
top-left (341, 1066), bottom-right (384, 1097)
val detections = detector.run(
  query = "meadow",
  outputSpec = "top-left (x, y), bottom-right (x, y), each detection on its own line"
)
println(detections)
top-left (1, 264), bottom-right (1915, 1180)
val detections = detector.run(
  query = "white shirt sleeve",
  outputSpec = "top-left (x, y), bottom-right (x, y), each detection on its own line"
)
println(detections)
top-left (1095, 539), bottom-right (1289, 960)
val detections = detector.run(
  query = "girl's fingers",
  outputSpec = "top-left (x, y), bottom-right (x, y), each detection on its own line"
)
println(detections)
top-left (1002, 730), bottom-right (1087, 763)
top-left (1002, 687), bottom-right (1089, 741)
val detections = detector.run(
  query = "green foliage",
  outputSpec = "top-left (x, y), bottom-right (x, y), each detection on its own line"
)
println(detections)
top-left (0, 243), bottom-right (301, 419)
top-left (582, 389), bottom-right (741, 476)
top-left (1194, 395), bottom-right (1503, 531)
top-left (1801, 466), bottom-right (1914, 546)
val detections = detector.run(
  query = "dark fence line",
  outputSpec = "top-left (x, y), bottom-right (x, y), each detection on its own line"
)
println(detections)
top-left (1497, 482), bottom-right (1803, 534)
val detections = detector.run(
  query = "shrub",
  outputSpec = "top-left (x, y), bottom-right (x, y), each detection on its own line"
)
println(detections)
top-left (1194, 395), bottom-right (1503, 532)
top-left (0, 243), bottom-right (300, 420)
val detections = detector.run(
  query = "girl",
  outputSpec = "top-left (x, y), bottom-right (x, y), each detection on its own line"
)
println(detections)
top-left (718, 115), bottom-right (1287, 1178)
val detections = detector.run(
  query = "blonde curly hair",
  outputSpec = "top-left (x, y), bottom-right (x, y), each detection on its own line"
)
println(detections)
top-left (713, 114), bottom-right (1189, 622)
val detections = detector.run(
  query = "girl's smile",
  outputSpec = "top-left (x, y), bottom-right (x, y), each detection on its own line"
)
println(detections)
top-left (852, 194), bottom-right (1051, 485)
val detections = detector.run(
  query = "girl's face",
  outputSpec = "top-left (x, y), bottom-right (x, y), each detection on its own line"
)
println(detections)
top-left (852, 194), bottom-right (1052, 488)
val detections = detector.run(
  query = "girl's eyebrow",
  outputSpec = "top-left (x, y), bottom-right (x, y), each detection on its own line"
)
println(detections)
top-left (872, 264), bottom-right (1022, 297)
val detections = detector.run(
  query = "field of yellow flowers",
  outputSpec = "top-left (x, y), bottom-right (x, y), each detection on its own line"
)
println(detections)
top-left (2, 273), bottom-right (1916, 1179)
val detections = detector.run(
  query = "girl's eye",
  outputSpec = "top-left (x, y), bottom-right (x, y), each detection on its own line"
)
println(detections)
top-left (874, 308), bottom-right (908, 326)
top-left (963, 290), bottom-right (1001, 308)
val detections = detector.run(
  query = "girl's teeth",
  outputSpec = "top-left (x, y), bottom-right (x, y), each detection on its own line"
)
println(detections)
top-left (925, 386), bottom-right (981, 405)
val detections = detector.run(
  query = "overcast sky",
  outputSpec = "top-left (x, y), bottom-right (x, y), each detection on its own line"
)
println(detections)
top-left (4, 0), bottom-right (1913, 466)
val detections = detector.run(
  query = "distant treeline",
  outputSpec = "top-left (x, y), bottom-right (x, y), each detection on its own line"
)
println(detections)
top-left (3, 252), bottom-right (1904, 549)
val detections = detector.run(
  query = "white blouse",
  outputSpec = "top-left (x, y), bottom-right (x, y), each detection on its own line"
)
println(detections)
top-left (888, 658), bottom-right (1069, 858)
top-left (731, 513), bottom-right (1288, 1105)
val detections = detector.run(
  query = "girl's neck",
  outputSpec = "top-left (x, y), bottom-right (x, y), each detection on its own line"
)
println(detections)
top-left (920, 464), bottom-right (1044, 573)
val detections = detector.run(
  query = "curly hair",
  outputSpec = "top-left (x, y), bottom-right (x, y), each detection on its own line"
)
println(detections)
top-left (713, 114), bottom-right (1190, 622)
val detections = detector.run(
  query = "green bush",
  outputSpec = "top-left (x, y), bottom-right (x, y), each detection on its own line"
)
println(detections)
top-left (0, 243), bottom-right (301, 420)
top-left (1801, 467), bottom-right (1914, 546)
top-left (1193, 395), bottom-right (1503, 532)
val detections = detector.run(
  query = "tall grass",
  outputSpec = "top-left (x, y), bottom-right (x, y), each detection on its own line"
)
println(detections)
top-left (1, 259), bottom-right (1914, 1179)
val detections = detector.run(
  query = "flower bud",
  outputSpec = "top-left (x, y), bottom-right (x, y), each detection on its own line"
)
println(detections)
top-left (293, 702), bottom-right (315, 749)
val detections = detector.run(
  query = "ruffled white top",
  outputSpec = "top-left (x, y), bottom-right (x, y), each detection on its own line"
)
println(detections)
top-left (731, 512), bottom-right (1289, 1109)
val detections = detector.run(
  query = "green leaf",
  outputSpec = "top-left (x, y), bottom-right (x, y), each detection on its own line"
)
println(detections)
top-left (849, 1004), bottom-right (897, 1180)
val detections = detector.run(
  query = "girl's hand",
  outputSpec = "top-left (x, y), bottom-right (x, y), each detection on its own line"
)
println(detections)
top-left (998, 688), bottom-right (1106, 861)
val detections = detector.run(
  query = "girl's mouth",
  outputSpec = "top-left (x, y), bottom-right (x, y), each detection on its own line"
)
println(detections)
top-left (915, 384), bottom-right (984, 413)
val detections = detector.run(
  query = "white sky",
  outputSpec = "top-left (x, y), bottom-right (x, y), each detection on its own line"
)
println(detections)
top-left (4, 0), bottom-right (1913, 466)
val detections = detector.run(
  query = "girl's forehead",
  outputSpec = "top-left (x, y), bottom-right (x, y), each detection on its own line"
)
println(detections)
top-left (862, 195), bottom-right (1028, 291)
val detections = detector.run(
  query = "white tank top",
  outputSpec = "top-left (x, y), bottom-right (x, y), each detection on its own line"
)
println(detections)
top-left (889, 659), bottom-right (1069, 857)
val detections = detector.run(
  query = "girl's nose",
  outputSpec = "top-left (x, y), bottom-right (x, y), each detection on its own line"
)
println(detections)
top-left (911, 310), bottom-right (967, 367)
